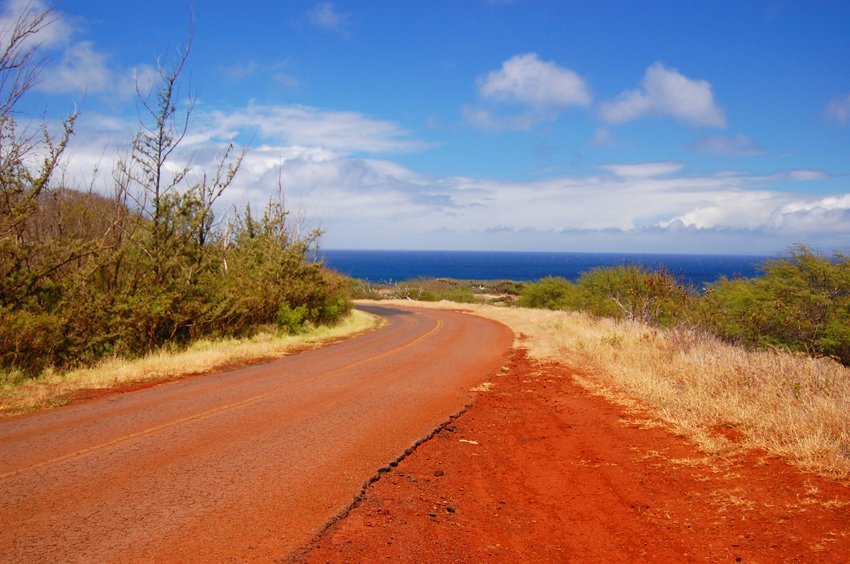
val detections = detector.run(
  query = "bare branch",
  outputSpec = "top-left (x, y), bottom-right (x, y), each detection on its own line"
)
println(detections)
top-left (0, 5), bottom-right (60, 117)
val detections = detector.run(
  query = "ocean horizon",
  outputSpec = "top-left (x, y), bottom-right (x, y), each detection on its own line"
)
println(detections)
top-left (319, 249), bottom-right (771, 287)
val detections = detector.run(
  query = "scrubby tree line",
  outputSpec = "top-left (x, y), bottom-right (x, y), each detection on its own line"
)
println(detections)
top-left (0, 11), bottom-right (349, 377)
top-left (519, 246), bottom-right (850, 365)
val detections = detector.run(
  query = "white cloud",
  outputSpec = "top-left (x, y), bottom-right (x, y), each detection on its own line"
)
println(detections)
top-left (477, 53), bottom-right (591, 109)
top-left (54, 101), bottom-right (432, 218)
top-left (600, 62), bottom-right (726, 127)
top-left (826, 93), bottom-right (850, 124)
top-left (129, 65), bottom-right (158, 98)
top-left (787, 169), bottom-right (827, 181)
top-left (690, 134), bottom-right (767, 156)
top-left (4, 1), bottom-right (154, 101)
top-left (590, 127), bottom-right (616, 147)
top-left (307, 2), bottom-right (349, 33)
top-left (0, 0), bottom-right (72, 50)
top-left (36, 41), bottom-right (111, 93)
top-left (302, 166), bottom-right (849, 251)
top-left (776, 194), bottom-right (850, 215)
top-left (660, 191), bottom-right (850, 238)
top-left (599, 161), bottom-right (683, 178)
top-left (204, 103), bottom-right (426, 154)
top-left (771, 195), bottom-right (850, 233)
top-left (221, 60), bottom-right (299, 88)
top-left (460, 105), bottom-right (544, 131)
top-left (658, 191), bottom-right (780, 230)
top-left (37, 40), bottom-right (156, 101)
top-left (466, 53), bottom-right (590, 130)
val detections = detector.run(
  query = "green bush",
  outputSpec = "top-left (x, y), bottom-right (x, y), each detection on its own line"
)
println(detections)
top-left (575, 266), bottom-right (693, 327)
top-left (0, 308), bottom-right (65, 375)
top-left (321, 294), bottom-right (351, 324)
top-left (703, 246), bottom-right (850, 363)
top-left (519, 276), bottom-right (576, 310)
top-left (276, 302), bottom-right (309, 334)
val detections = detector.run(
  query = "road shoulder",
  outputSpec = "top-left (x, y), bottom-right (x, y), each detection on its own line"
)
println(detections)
top-left (302, 348), bottom-right (850, 562)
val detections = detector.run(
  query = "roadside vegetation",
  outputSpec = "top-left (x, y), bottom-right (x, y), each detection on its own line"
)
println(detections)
top-left (351, 277), bottom-right (522, 305)
top-left (0, 309), bottom-right (379, 417)
top-left (518, 245), bottom-right (850, 366)
top-left (360, 245), bottom-right (850, 366)
top-left (0, 10), bottom-right (352, 385)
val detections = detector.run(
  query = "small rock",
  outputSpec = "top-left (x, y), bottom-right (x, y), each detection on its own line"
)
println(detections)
top-left (434, 469), bottom-right (445, 477)
top-left (446, 504), bottom-right (456, 513)
top-left (428, 512), bottom-right (437, 518)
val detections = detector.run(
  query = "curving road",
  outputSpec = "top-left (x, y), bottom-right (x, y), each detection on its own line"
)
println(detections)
top-left (0, 305), bottom-right (512, 561)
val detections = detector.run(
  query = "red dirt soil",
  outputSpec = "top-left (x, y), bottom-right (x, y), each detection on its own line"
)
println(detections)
top-left (302, 348), bottom-right (850, 562)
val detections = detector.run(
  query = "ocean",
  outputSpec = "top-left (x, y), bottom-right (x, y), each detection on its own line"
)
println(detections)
top-left (319, 250), bottom-right (770, 287)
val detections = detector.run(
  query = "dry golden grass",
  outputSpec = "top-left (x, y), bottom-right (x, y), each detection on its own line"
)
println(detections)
top-left (0, 310), bottom-right (381, 418)
top-left (373, 299), bottom-right (850, 478)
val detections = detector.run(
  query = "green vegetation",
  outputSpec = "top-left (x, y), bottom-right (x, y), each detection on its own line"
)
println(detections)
top-left (517, 267), bottom-right (693, 327)
top-left (703, 246), bottom-right (850, 364)
top-left (0, 14), bottom-right (350, 380)
top-left (515, 246), bottom-right (850, 365)
top-left (350, 277), bottom-right (521, 305)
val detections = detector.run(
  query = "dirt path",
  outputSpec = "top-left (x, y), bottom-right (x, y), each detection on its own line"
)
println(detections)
top-left (0, 306), bottom-right (512, 562)
top-left (304, 348), bottom-right (850, 562)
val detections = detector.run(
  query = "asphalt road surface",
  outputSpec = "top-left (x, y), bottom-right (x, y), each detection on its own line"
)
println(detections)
top-left (0, 305), bottom-right (512, 561)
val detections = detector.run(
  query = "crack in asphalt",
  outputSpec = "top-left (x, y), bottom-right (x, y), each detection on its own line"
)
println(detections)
top-left (287, 397), bottom-right (483, 562)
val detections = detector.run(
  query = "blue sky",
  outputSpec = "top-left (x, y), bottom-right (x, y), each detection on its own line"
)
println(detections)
top-left (8, 0), bottom-right (850, 254)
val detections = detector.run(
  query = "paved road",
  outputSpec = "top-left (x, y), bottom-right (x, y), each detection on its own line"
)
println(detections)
top-left (0, 305), bottom-right (512, 561)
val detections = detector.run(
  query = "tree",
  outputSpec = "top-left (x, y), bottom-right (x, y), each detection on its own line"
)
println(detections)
top-left (0, 4), bottom-right (75, 244)
top-left (0, 4), bottom-right (79, 373)
top-left (105, 31), bottom-right (246, 350)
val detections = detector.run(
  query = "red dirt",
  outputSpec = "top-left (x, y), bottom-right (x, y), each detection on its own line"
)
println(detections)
top-left (303, 348), bottom-right (850, 562)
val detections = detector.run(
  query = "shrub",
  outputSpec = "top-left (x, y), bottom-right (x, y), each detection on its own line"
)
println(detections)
top-left (519, 276), bottom-right (576, 310)
top-left (704, 246), bottom-right (850, 363)
top-left (575, 266), bottom-right (693, 327)
top-left (0, 308), bottom-right (64, 375)
top-left (276, 302), bottom-right (310, 334)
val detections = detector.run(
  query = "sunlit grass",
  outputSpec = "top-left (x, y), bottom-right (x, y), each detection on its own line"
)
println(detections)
top-left (0, 309), bottom-right (381, 418)
top-left (373, 299), bottom-right (850, 478)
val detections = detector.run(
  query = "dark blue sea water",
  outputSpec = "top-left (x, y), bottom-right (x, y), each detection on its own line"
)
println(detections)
top-left (320, 250), bottom-right (770, 287)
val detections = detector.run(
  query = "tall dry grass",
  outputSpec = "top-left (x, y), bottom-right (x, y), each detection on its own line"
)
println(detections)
top-left (374, 299), bottom-right (850, 478)
top-left (0, 310), bottom-right (381, 418)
